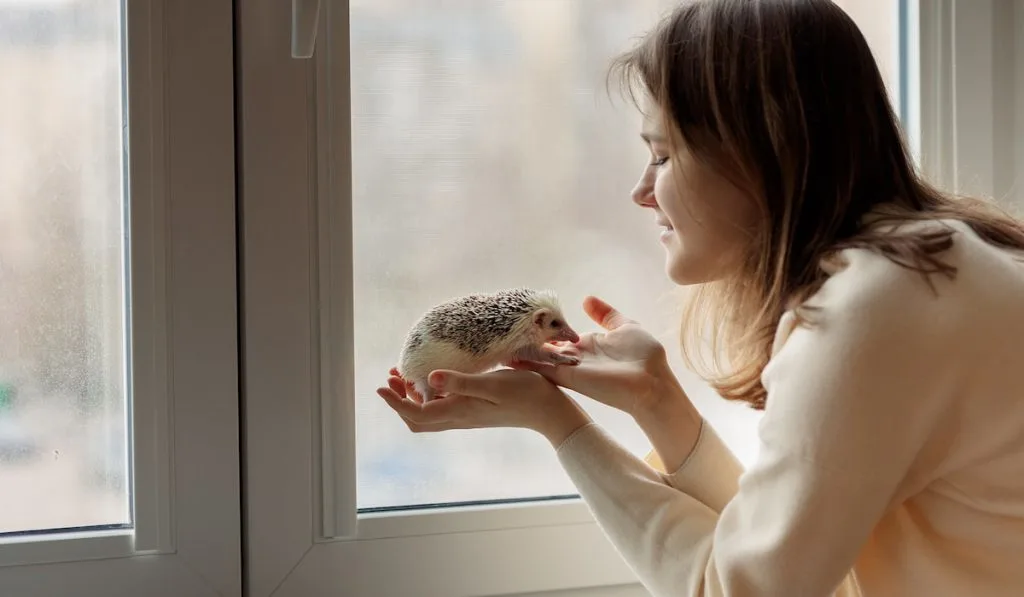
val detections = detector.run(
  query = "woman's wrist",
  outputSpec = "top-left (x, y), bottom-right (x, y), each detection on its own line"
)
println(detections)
top-left (633, 377), bottom-right (702, 473)
top-left (535, 395), bottom-right (593, 448)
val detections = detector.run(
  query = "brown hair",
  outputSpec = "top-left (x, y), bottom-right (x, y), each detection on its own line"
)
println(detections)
top-left (611, 0), bottom-right (1024, 409)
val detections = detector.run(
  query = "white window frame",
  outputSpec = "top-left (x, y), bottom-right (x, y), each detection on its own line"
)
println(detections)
top-left (0, 1), bottom-right (241, 595)
top-left (241, 1), bottom-right (1008, 596)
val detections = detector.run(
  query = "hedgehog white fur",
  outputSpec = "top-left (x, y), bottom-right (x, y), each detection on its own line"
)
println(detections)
top-left (397, 288), bottom-right (581, 402)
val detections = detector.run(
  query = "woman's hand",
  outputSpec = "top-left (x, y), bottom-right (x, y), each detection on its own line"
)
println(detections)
top-left (513, 296), bottom-right (683, 418)
top-left (376, 367), bottom-right (592, 447)
top-left (518, 295), bottom-right (703, 472)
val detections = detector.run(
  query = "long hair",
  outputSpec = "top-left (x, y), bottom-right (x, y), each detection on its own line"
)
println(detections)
top-left (611, 0), bottom-right (1024, 409)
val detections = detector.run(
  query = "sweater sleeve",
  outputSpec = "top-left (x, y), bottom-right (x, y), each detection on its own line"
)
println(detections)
top-left (644, 422), bottom-right (744, 515)
top-left (555, 249), bottom-right (959, 597)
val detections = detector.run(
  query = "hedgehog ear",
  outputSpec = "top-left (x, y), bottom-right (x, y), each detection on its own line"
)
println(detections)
top-left (533, 308), bottom-right (552, 328)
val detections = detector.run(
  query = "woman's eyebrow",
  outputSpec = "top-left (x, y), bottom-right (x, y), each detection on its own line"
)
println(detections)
top-left (641, 132), bottom-right (666, 144)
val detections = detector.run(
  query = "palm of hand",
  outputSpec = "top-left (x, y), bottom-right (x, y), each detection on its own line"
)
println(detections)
top-left (529, 297), bottom-right (673, 416)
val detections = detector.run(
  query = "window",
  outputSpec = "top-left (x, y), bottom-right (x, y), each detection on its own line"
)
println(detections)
top-left (0, 0), bottom-right (129, 536)
top-left (911, 0), bottom-right (1024, 211)
top-left (243, 1), bottom-right (914, 596)
top-left (350, 0), bottom-right (683, 511)
top-left (349, 0), bottom-right (903, 511)
top-left (0, 1), bottom-right (239, 594)
top-left (5, 0), bottom-right (1011, 595)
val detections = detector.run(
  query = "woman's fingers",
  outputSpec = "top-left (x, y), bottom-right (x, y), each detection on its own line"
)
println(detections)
top-left (376, 387), bottom-right (442, 432)
top-left (583, 296), bottom-right (637, 331)
top-left (387, 368), bottom-right (427, 403)
top-left (428, 369), bottom-right (505, 402)
top-left (386, 374), bottom-right (428, 403)
top-left (511, 359), bottom-right (579, 392)
top-left (376, 386), bottom-right (422, 421)
top-left (387, 376), bottom-right (407, 397)
top-left (376, 386), bottom-right (480, 428)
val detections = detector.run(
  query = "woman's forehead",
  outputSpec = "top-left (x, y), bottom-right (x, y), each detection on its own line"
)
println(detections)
top-left (639, 100), bottom-right (668, 141)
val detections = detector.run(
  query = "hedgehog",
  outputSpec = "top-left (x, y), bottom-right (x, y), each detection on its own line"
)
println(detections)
top-left (396, 288), bottom-right (581, 402)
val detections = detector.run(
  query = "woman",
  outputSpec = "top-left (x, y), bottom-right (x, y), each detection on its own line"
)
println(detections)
top-left (377, 0), bottom-right (1024, 595)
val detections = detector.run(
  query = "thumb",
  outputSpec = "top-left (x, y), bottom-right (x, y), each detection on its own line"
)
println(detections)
top-left (583, 295), bottom-right (636, 331)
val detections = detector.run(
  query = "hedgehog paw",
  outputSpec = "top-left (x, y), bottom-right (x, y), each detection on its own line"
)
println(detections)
top-left (549, 352), bottom-right (581, 366)
top-left (537, 346), bottom-right (580, 366)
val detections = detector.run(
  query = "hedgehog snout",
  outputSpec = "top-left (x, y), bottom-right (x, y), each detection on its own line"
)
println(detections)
top-left (553, 325), bottom-right (579, 344)
top-left (540, 320), bottom-right (579, 344)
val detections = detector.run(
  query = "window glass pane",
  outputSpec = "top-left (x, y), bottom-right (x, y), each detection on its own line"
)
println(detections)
top-left (352, 0), bottom-right (902, 510)
top-left (0, 0), bottom-right (129, 534)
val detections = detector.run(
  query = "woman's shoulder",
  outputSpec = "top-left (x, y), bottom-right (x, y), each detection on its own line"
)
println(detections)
top-left (831, 217), bottom-right (1023, 307)
top-left (756, 217), bottom-right (1024, 488)
top-left (771, 217), bottom-right (1024, 359)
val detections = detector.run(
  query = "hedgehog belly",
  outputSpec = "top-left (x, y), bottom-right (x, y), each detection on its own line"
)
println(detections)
top-left (398, 338), bottom-right (506, 382)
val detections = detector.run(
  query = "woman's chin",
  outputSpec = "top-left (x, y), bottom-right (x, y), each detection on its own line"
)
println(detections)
top-left (665, 251), bottom-right (716, 286)
top-left (667, 266), bottom-right (702, 286)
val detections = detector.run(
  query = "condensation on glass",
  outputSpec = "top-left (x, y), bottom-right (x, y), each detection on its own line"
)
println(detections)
top-left (351, 0), bottom-right (901, 510)
top-left (0, 0), bottom-right (129, 534)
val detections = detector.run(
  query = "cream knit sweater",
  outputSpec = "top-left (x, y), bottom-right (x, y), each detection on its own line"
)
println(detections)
top-left (555, 219), bottom-right (1024, 596)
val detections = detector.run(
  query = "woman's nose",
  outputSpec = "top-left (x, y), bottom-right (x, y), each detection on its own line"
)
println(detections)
top-left (631, 173), bottom-right (655, 207)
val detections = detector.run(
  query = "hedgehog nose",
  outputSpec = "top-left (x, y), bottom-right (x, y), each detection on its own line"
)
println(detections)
top-left (559, 327), bottom-right (580, 344)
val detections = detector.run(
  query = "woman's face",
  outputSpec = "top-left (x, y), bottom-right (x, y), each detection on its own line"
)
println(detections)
top-left (631, 101), bottom-right (759, 285)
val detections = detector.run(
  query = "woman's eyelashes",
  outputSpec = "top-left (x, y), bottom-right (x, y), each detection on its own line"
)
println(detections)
top-left (649, 155), bottom-right (669, 167)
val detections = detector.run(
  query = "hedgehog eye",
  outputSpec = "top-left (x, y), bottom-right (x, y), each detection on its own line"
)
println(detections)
top-left (551, 320), bottom-right (562, 328)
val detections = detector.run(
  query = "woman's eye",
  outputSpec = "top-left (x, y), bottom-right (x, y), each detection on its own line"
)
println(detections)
top-left (649, 156), bottom-right (669, 167)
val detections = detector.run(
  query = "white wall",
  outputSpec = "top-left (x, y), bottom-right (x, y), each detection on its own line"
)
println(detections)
top-left (992, 0), bottom-right (1024, 211)
top-left (1015, 0), bottom-right (1024, 211)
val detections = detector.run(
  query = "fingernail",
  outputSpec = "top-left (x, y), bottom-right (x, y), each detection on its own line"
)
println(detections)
top-left (428, 372), bottom-right (446, 388)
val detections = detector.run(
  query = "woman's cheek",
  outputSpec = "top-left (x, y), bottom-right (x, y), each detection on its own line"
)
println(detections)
top-left (654, 171), bottom-right (682, 217)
